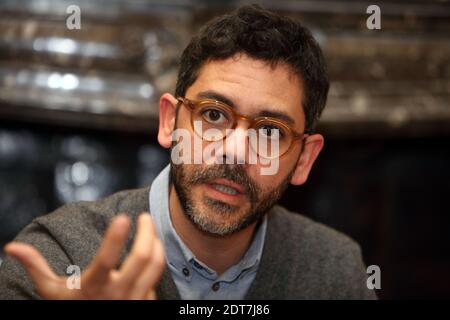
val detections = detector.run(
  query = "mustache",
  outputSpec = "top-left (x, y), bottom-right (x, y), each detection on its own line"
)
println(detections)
top-left (188, 164), bottom-right (259, 202)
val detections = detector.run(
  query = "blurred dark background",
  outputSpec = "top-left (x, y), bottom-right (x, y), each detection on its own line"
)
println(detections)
top-left (0, 0), bottom-right (449, 299)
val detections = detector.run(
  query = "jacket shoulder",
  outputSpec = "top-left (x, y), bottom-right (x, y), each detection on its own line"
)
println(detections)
top-left (269, 205), bottom-right (360, 255)
top-left (37, 187), bottom-right (150, 227)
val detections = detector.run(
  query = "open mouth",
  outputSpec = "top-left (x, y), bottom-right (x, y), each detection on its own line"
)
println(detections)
top-left (203, 178), bottom-right (247, 205)
top-left (211, 183), bottom-right (239, 195)
top-left (209, 178), bottom-right (246, 194)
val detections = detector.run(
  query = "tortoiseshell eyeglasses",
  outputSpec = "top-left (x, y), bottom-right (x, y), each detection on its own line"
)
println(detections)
top-left (177, 97), bottom-right (306, 158)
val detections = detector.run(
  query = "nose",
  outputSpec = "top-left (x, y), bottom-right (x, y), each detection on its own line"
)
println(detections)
top-left (215, 124), bottom-right (251, 165)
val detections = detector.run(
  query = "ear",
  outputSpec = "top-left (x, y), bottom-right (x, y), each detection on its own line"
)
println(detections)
top-left (157, 93), bottom-right (178, 149)
top-left (290, 134), bottom-right (324, 186)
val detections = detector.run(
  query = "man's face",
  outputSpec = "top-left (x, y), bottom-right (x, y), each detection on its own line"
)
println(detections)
top-left (169, 54), bottom-right (307, 236)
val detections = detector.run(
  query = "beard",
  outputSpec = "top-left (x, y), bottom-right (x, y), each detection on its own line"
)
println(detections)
top-left (170, 161), bottom-right (294, 236)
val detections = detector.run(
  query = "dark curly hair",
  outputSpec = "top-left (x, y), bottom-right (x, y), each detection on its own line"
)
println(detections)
top-left (175, 4), bottom-right (329, 133)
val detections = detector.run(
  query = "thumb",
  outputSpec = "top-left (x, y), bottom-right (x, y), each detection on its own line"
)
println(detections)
top-left (4, 242), bottom-right (61, 295)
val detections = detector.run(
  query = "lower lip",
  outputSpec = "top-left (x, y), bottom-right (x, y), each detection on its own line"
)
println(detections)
top-left (203, 183), bottom-right (245, 206)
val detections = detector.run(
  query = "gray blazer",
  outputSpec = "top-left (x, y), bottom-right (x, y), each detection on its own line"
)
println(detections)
top-left (0, 187), bottom-right (376, 299)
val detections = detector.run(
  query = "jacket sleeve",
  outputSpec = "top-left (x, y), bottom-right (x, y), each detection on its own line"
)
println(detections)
top-left (0, 221), bottom-right (73, 300)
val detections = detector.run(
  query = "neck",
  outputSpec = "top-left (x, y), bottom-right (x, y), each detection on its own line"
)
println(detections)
top-left (169, 184), bottom-right (257, 275)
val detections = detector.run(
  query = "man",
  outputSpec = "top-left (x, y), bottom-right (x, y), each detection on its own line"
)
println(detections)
top-left (0, 5), bottom-right (376, 299)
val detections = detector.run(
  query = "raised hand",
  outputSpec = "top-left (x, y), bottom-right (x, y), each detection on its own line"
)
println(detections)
top-left (4, 213), bottom-right (166, 299)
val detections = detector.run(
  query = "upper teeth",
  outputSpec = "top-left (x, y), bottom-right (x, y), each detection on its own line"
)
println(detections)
top-left (212, 184), bottom-right (238, 195)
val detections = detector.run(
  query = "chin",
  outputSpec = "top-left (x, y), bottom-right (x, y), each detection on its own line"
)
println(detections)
top-left (190, 206), bottom-right (249, 236)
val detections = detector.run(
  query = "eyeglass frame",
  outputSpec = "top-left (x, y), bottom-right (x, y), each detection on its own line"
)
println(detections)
top-left (176, 96), bottom-right (308, 158)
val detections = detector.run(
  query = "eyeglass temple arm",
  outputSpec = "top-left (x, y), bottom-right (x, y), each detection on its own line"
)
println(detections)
top-left (176, 98), bottom-right (190, 112)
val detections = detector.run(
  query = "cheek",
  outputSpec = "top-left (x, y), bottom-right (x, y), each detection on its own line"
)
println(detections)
top-left (249, 140), bottom-right (300, 174)
top-left (250, 154), bottom-right (298, 186)
top-left (247, 165), bottom-right (283, 189)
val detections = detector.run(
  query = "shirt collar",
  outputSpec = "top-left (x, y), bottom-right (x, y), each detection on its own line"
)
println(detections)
top-left (149, 164), bottom-right (267, 282)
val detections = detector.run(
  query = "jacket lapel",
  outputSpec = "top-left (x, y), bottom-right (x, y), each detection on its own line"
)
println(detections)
top-left (244, 209), bottom-right (284, 299)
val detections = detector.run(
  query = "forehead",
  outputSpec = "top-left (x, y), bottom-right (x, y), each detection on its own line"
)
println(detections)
top-left (185, 54), bottom-right (305, 129)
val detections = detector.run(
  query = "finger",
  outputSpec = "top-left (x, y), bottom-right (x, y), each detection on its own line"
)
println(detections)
top-left (4, 242), bottom-right (61, 294)
top-left (83, 214), bottom-right (131, 285)
top-left (116, 213), bottom-right (157, 290)
top-left (131, 239), bottom-right (166, 300)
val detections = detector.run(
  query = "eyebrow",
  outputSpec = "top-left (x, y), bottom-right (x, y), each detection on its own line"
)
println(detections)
top-left (195, 90), bottom-right (297, 127)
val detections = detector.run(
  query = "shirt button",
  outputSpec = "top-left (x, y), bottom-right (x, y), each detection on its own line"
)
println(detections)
top-left (212, 282), bottom-right (220, 292)
top-left (182, 267), bottom-right (190, 277)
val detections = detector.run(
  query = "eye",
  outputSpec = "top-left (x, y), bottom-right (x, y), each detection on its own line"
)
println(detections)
top-left (258, 124), bottom-right (285, 139)
top-left (201, 108), bottom-right (229, 125)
